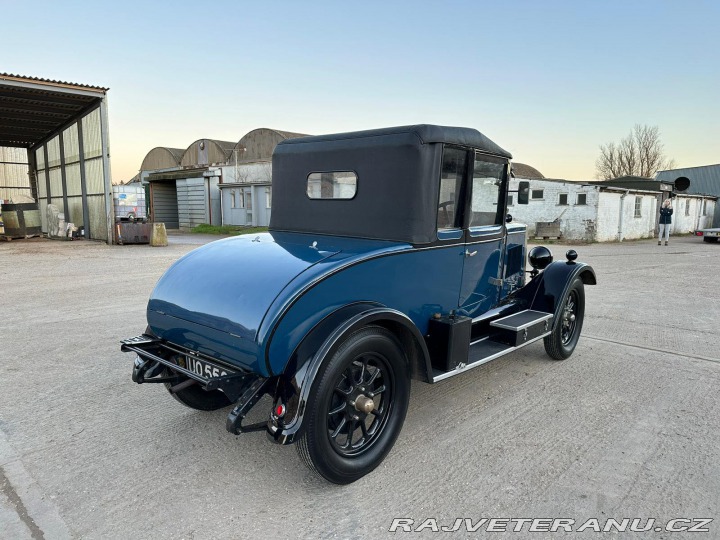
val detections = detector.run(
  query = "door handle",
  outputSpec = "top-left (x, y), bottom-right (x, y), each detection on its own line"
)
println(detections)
top-left (465, 249), bottom-right (477, 257)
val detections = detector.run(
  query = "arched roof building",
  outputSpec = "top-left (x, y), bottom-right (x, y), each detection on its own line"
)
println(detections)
top-left (180, 139), bottom-right (236, 167)
top-left (230, 128), bottom-right (309, 163)
top-left (512, 162), bottom-right (545, 179)
top-left (140, 147), bottom-right (184, 171)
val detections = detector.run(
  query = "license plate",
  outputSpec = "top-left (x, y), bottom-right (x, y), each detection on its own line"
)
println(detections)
top-left (184, 355), bottom-right (234, 379)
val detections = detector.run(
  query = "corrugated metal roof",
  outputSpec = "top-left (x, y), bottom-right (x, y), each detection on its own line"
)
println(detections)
top-left (0, 73), bottom-right (108, 91)
top-left (583, 177), bottom-right (672, 191)
top-left (656, 164), bottom-right (720, 197)
top-left (0, 73), bottom-right (105, 148)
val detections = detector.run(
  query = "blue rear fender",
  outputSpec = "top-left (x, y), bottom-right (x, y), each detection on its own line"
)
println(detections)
top-left (267, 304), bottom-right (431, 444)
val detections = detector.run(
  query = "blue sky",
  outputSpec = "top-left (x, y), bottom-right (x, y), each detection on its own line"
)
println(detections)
top-left (2, 0), bottom-right (718, 182)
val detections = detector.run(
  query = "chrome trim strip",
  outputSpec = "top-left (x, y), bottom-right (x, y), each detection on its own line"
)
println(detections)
top-left (431, 332), bottom-right (550, 383)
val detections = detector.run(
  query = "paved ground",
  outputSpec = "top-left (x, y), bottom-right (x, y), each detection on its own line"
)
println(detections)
top-left (1, 234), bottom-right (719, 539)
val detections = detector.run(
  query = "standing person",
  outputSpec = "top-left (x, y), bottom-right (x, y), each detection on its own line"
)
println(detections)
top-left (658, 198), bottom-right (673, 246)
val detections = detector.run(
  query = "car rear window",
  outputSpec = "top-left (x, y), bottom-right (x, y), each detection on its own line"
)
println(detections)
top-left (307, 171), bottom-right (357, 199)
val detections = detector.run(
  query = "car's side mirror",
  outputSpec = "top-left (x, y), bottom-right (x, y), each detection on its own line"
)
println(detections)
top-left (517, 181), bottom-right (529, 205)
top-left (505, 214), bottom-right (513, 223)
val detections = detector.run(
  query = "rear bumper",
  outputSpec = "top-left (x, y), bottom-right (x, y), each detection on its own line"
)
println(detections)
top-left (121, 335), bottom-right (272, 434)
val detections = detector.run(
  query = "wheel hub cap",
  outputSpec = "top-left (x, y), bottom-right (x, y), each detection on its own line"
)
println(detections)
top-left (354, 395), bottom-right (375, 414)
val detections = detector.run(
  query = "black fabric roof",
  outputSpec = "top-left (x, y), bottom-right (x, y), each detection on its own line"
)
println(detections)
top-left (279, 124), bottom-right (512, 159)
top-left (0, 74), bottom-right (106, 148)
top-left (270, 124), bottom-right (511, 244)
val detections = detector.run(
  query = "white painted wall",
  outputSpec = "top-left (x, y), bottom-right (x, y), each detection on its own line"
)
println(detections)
top-left (508, 179), bottom-right (600, 241)
top-left (670, 196), bottom-right (716, 233)
top-left (221, 162), bottom-right (272, 184)
top-left (596, 191), bottom-right (658, 241)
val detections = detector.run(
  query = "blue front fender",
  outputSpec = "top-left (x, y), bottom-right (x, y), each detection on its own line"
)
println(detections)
top-left (508, 259), bottom-right (596, 330)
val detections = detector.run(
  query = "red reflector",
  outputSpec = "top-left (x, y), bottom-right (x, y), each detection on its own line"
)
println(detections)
top-left (696, 231), bottom-right (703, 236)
top-left (275, 404), bottom-right (286, 417)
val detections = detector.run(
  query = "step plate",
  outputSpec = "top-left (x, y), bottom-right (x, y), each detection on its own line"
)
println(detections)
top-left (490, 310), bottom-right (553, 347)
top-left (490, 310), bottom-right (553, 331)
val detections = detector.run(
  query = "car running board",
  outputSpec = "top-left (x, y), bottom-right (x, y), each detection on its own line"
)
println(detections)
top-left (431, 310), bottom-right (553, 383)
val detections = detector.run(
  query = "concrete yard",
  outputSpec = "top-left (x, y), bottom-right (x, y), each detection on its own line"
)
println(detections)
top-left (1, 235), bottom-right (719, 539)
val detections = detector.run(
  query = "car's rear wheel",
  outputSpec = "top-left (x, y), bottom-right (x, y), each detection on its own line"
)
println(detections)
top-left (544, 277), bottom-right (585, 360)
top-left (296, 326), bottom-right (410, 484)
top-left (163, 368), bottom-right (232, 411)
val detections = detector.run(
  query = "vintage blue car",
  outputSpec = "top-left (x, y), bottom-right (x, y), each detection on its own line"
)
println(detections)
top-left (122, 125), bottom-right (596, 484)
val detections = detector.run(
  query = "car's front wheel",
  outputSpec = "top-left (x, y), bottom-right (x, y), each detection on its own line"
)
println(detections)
top-left (296, 326), bottom-right (410, 484)
top-left (544, 277), bottom-right (585, 360)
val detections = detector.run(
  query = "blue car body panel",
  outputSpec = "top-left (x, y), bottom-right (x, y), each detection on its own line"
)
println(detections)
top-left (147, 232), bottom-right (412, 376)
top-left (146, 224), bottom-right (534, 377)
top-left (261, 242), bottom-right (467, 376)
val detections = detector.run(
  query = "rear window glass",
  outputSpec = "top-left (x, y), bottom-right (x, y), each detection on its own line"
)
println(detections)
top-left (307, 171), bottom-right (357, 199)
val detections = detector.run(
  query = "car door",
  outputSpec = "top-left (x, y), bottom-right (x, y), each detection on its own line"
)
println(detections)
top-left (458, 152), bottom-right (508, 318)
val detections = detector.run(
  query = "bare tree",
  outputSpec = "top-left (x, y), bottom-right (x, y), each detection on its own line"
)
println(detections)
top-left (595, 125), bottom-right (675, 179)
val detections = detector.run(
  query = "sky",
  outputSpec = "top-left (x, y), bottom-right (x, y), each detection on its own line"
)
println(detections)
top-left (2, 0), bottom-right (718, 183)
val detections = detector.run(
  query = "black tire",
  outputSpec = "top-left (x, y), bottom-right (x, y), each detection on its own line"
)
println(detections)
top-left (296, 326), bottom-right (410, 484)
top-left (163, 369), bottom-right (232, 411)
top-left (544, 277), bottom-right (585, 360)
top-left (703, 237), bottom-right (718, 243)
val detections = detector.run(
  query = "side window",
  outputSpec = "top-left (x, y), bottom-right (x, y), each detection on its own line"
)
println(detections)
top-left (577, 193), bottom-right (587, 205)
top-left (437, 147), bottom-right (467, 230)
top-left (559, 194), bottom-right (568, 206)
top-left (531, 189), bottom-right (544, 200)
top-left (469, 153), bottom-right (505, 227)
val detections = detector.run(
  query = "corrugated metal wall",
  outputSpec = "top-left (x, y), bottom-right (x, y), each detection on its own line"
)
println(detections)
top-left (176, 177), bottom-right (208, 228)
top-left (32, 105), bottom-right (111, 241)
top-left (151, 182), bottom-right (179, 229)
top-left (0, 147), bottom-right (30, 200)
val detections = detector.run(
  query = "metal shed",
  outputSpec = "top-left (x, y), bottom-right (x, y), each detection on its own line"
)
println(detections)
top-left (656, 165), bottom-right (720, 227)
top-left (0, 73), bottom-right (113, 241)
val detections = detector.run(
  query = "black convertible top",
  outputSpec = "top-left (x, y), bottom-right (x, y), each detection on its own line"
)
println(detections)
top-left (278, 124), bottom-right (512, 159)
top-left (269, 125), bottom-right (511, 244)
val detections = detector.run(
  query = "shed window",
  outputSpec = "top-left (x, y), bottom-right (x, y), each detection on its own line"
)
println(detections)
top-left (531, 189), bottom-right (544, 200)
top-left (634, 196), bottom-right (642, 218)
top-left (507, 195), bottom-right (514, 206)
top-left (265, 187), bottom-right (272, 208)
top-left (230, 190), bottom-right (237, 209)
top-left (685, 200), bottom-right (690, 216)
top-left (558, 194), bottom-right (568, 206)
top-left (577, 193), bottom-right (587, 205)
top-left (307, 172), bottom-right (357, 199)
top-left (703, 200), bottom-right (708, 216)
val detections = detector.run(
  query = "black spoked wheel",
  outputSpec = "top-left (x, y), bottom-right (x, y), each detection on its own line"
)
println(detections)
top-left (297, 326), bottom-right (410, 484)
top-left (544, 277), bottom-right (585, 360)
